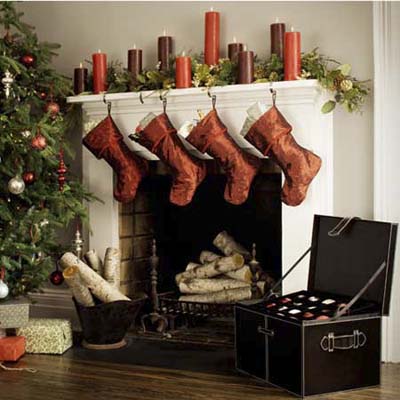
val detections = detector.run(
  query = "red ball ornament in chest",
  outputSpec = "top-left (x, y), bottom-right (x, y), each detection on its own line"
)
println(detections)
top-left (31, 133), bottom-right (47, 150)
top-left (44, 101), bottom-right (60, 117)
top-left (20, 54), bottom-right (35, 67)
top-left (22, 171), bottom-right (35, 184)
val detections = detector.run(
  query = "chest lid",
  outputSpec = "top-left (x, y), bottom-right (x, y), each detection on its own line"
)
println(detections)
top-left (308, 215), bottom-right (397, 316)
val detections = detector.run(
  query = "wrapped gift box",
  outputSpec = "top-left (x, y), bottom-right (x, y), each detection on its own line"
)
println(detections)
top-left (0, 336), bottom-right (25, 361)
top-left (0, 299), bottom-right (30, 329)
top-left (16, 318), bottom-right (73, 354)
top-left (235, 215), bottom-right (397, 397)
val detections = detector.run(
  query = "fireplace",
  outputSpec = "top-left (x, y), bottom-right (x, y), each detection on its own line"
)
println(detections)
top-left (31, 81), bottom-right (334, 332)
top-left (119, 159), bottom-right (281, 300)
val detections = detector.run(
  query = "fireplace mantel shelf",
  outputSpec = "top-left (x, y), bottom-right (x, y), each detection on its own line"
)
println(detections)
top-left (67, 80), bottom-right (322, 112)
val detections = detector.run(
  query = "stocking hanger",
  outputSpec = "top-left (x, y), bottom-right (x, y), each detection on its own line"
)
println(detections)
top-left (159, 93), bottom-right (167, 113)
top-left (207, 88), bottom-right (217, 109)
top-left (269, 83), bottom-right (277, 106)
top-left (102, 93), bottom-right (112, 115)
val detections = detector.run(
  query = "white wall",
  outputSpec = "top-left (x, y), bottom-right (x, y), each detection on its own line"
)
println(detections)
top-left (18, 1), bottom-right (374, 219)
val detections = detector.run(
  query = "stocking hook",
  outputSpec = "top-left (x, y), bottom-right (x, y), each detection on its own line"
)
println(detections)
top-left (159, 93), bottom-right (167, 113)
top-left (207, 88), bottom-right (217, 109)
top-left (103, 93), bottom-right (112, 115)
top-left (269, 83), bottom-right (277, 106)
top-left (139, 92), bottom-right (144, 104)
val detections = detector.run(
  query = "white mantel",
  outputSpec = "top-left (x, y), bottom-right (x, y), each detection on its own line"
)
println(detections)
top-left (67, 80), bottom-right (334, 295)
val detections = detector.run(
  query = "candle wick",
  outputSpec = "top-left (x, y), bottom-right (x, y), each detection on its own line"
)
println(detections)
top-left (163, 28), bottom-right (167, 36)
top-left (182, 50), bottom-right (186, 57)
top-left (79, 62), bottom-right (83, 68)
top-left (275, 17), bottom-right (279, 23)
top-left (98, 49), bottom-right (101, 53)
top-left (291, 26), bottom-right (294, 32)
top-left (233, 36), bottom-right (237, 43)
top-left (243, 44), bottom-right (247, 51)
top-left (210, 6), bottom-right (214, 11)
top-left (133, 44), bottom-right (137, 49)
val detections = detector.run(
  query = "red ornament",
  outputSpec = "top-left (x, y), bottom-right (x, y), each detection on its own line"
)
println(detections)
top-left (38, 92), bottom-right (47, 100)
top-left (20, 54), bottom-right (35, 67)
top-left (49, 269), bottom-right (64, 286)
top-left (57, 149), bottom-right (67, 191)
top-left (22, 171), bottom-right (35, 184)
top-left (44, 101), bottom-right (60, 116)
top-left (31, 133), bottom-right (47, 150)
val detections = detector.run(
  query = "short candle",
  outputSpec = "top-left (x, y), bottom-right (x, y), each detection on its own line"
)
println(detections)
top-left (175, 52), bottom-right (192, 89)
top-left (92, 50), bottom-right (107, 94)
top-left (284, 27), bottom-right (301, 80)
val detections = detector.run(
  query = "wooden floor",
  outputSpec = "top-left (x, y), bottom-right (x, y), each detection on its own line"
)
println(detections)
top-left (0, 356), bottom-right (399, 400)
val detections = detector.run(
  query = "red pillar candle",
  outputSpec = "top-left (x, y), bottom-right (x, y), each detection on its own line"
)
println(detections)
top-left (92, 50), bottom-right (107, 94)
top-left (238, 47), bottom-right (254, 84)
top-left (74, 62), bottom-right (88, 95)
top-left (228, 37), bottom-right (243, 62)
top-left (284, 28), bottom-right (301, 81)
top-left (175, 53), bottom-right (192, 89)
top-left (270, 18), bottom-right (286, 60)
top-left (128, 44), bottom-right (142, 81)
top-left (204, 8), bottom-right (220, 66)
top-left (158, 29), bottom-right (173, 71)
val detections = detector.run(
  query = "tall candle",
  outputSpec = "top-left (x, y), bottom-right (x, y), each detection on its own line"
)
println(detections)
top-left (158, 29), bottom-right (173, 71)
top-left (284, 28), bottom-right (301, 80)
top-left (74, 62), bottom-right (88, 95)
top-left (238, 47), bottom-right (254, 84)
top-left (92, 50), bottom-right (107, 94)
top-left (128, 44), bottom-right (142, 81)
top-left (228, 37), bottom-right (243, 62)
top-left (204, 8), bottom-right (220, 65)
top-left (175, 52), bottom-right (192, 89)
top-left (270, 18), bottom-right (286, 60)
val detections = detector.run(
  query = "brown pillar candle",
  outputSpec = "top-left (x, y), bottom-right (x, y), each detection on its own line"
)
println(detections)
top-left (228, 37), bottom-right (243, 62)
top-left (270, 18), bottom-right (286, 60)
top-left (74, 63), bottom-right (88, 95)
top-left (128, 45), bottom-right (143, 81)
top-left (158, 30), bottom-right (173, 71)
top-left (238, 48), bottom-right (254, 84)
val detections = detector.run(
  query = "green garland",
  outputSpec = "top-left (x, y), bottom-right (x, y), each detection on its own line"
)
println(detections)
top-left (102, 49), bottom-right (369, 114)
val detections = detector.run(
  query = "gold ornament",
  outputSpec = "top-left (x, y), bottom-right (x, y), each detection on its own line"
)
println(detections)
top-left (340, 79), bottom-right (353, 92)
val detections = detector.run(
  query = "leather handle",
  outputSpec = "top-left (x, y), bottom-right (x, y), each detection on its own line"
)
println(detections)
top-left (257, 326), bottom-right (275, 337)
top-left (320, 330), bottom-right (367, 353)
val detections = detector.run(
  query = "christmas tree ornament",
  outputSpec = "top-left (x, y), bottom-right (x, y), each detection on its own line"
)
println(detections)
top-left (21, 130), bottom-right (31, 138)
top-left (49, 263), bottom-right (64, 286)
top-left (134, 112), bottom-right (206, 206)
top-left (31, 132), bottom-right (47, 150)
top-left (20, 54), bottom-right (35, 67)
top-left (83, 115), bottom-right (148, 203)
top-left (2, 70), bottom-right (14, 99)
top-left (57, 148), bottom-right (67, 191)
top-left (242, 100), bottom-right (321, 206)
top-left (187, 108), bottom-right (261, 205)
top-left (0, 268), bottom-right (9, 299)
top-left (22, 171), bottom-right (35, 184)
top-left (8, 176), bottom-right (25, 195)
top-left (72, 227), bottom-right (84, 259)
top-left (40, 219), bottom-right (49, 227)
top-left (44, 101), bottom-right (60, 117)
top-left (3, 30), bottom-right (13, 45)
top-left (38, 91), bottom-right (47, 100)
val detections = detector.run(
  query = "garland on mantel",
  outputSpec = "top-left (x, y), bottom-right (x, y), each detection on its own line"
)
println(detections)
top-left (84, 48), bottom-right (369, 114)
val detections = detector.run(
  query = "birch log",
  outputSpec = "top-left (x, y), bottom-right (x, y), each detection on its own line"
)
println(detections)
top-left (176, 253), bottom-right (244, 284)
top-left (213, 231), bottom-right (251, 260)
top-left (103, 247), bottom-right (121, 288)
top-left (225, 265), bottom-right (254, 283)
top-left (179, 287), bottom-right (252, 303)
top-left (60, 253), bottom-right (130, 303)
top-left (185, 262), bottom-right (201, 271)
top-left (84, 250), bottom-right (104, 276)
top-left (179, 278), bottom-right (249, 294)
top-left (199, 251), bottom-right (221, 264)
top-left (63, 266), bottom-right (95, 307)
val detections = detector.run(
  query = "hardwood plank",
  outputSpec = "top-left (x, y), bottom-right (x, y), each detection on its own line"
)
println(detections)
top-left (0, 356), bottom-right (398, 400)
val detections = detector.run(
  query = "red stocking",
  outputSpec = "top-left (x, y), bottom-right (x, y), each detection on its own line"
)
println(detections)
top-left (187, 109), bottom-right (261, 205)
top-left (244, 105), bottom-right (321, 206)
top-left (135, 113), bottom-right (206, 206)
top-left (83, 115), bottom-right (148, 203)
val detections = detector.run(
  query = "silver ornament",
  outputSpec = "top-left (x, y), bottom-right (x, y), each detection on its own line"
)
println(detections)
top-left (2, 70), bottom-right (14, 99)
top-left (8, 176), bottom-right (25, 195)
top-left (21, 130), bottom-right (31, 138)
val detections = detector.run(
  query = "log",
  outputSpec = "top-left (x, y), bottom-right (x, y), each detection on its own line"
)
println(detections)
top-left (84, 249), bottom-right (104, 276)
top-left (179, 287), bottom-right (252, 304)
top-left (213, 231), bottom-right (251, 260)
top-left (176, 253), bottom-right (244, 284)
top-left (199, 251), bottom-right (221, 264)
top-left (63, 266), bottom-right (95, 307)
top-left (185, 262), bottom-right (201, 271)
top-left (60, 252), bottom-right (130, 303)
top-left (225, 265), bottom-right (254, 283)
top-left (103, 247), bottom-right (121, 288)
top-left (179, 278), bottom-right (249, 294)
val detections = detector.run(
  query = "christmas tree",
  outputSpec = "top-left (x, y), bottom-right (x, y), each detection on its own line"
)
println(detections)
top-left (0, 2), bottom-right (92, 298)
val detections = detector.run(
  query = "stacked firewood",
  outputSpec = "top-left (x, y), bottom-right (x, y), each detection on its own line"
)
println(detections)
top-left (60, 248), bottom-right (129, 306)
top-left (176, 231), bottom-right (275, 304)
